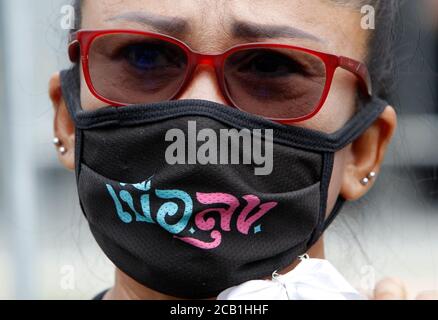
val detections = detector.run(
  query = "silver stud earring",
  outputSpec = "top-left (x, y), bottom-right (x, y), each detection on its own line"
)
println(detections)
top-left (53, 137), bottom-right (61, 146)
top-left (361, 171), bottom-right (377, 186)
top-left (59, 146), bottom-right (67, 155)
top-left (367, 171), bottom-right (377, 180)
top-left (53, 137), bottom-right (67, 155)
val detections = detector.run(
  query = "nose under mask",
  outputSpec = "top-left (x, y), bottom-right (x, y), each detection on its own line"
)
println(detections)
top-left (59, 67), bottom-right (387, 299)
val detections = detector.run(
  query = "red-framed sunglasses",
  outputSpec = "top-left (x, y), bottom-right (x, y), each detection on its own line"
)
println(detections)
top-left (68, 29), bottom-right (372, 122)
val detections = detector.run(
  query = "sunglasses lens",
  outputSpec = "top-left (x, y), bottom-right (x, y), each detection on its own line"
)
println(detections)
top-left (88, 33), bottom-right (189, 105)
top-left (224, 48), bottom-right (327, 120)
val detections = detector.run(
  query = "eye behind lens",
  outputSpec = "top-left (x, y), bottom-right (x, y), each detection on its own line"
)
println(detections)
top-left (121, 42), bottom-right (188, 71)
top-left (228, 49), bottom-right (308, 78)
top-left (88, 34), bottom-right (189, 105)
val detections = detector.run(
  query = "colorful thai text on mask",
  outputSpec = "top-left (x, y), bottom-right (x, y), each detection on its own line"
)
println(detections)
top-left (105, 178), bottom-right (278, 250)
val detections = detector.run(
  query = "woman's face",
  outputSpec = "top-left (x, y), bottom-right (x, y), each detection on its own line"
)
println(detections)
top-left (80, 0), bottom-right (368, 133)
top-left (52, 0), bottom-right (396, 239)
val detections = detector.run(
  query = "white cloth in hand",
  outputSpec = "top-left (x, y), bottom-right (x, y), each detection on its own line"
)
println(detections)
top-left (217, 258), bottom-right (364, 300)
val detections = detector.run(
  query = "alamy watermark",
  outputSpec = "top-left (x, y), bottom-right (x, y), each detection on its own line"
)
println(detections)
top-left (165, 121), bottom-right (274, 176)
top-left (59, 264), bottom-right (76, 291)
top-left (60, 4), bottom-right (75, 30)
top-left (359, 265), bottom-right (376, 295)
top-left (361, 5), bottom-right (375, 30)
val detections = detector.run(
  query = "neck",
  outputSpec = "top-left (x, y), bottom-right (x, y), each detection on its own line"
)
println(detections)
top-left (104, 237), bottom-right (325, 300)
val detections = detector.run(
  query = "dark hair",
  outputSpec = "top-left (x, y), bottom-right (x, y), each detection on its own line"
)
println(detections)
top-left (71, 0), bottom-right (398, 101)
top-left (366, 1), bottom-right (399, 102)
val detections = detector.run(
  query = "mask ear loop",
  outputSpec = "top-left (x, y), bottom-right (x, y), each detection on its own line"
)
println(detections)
top-left (306, 197), bottom-right (346, 252)
top-left (321, 197), bottom-right (346, 232)
top-left (304, 96), bottom-right (386, 250)
top-left (59, 67), bottom-right (89, 217)
top-left (60, 66), bottom-right (82, 119)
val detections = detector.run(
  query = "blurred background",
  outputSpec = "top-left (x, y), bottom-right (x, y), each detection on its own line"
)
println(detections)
top-left (0, 0), bottom-right (437, 299)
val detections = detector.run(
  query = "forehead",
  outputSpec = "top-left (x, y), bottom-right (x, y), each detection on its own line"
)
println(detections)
top-left (81, 0), bottom-right (368, 59)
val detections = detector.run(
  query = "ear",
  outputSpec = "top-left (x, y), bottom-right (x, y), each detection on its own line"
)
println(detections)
top-left (340, 105), bottom-right (397, 200)
top-left (49, 72), bottom-right (75, 171)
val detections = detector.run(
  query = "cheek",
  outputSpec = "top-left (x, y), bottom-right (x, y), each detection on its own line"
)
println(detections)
top-left (80, 65), bottom-right (109, 110)
top-left (326, 146), bottom-right (350, 217)
top-left (298, 69), bottom-right (359, 134)
top-left (323, 69), bottom-right (358, 123)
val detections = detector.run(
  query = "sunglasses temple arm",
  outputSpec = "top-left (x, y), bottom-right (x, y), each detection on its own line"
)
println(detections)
top-left (68, 32), bottom-right (80, 63)
top-left (338, 56), bottom-right (373, 96)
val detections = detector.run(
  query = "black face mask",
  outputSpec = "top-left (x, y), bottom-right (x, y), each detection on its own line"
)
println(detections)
top-left (60, 67), bottom-right (386, 299)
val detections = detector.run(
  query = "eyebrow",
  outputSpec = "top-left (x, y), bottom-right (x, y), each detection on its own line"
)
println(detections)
top-left (106, 12), bottom-right (189, 35)
top-left (231, 20), bottom-right (324, 43)
top-left (106, 11), bottom-right (323, 43)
